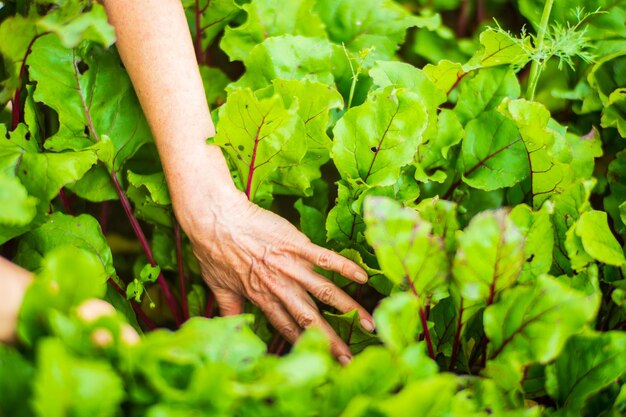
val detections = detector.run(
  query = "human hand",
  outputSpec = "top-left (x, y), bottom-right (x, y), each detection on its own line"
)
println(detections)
top-left (181, 191), bottom-right (374, 364)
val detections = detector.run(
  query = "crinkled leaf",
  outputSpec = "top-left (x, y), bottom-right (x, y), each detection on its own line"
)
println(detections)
top-left (230, 35), bottom-right (335, 91)
top-left (468, 28), bottom-right (531, 69)
top-left (220, 0), bottom-right (325, 61)
top-left (0, 3), bottom-right (114, 101)
top-left (510, 204), bottom-right (554, 283)
top-left (369, 61), bottom-right (446, 141)
top-left (485, 275), bottom-right (596, 365)
top-left (332, 87), bottom-right (428, 186)
top-left (454, 67), bottom-right (520, 125)
top-left (0, 124), bottom-right (97, 209)
top-left (452, 209), bottom-right (524, 303)
top-left (28, 36), bottom-right (152, 172)
top-left (323, 310), bottom-right (377, 354)
top-left (460, 111), bottom-right (528, 191)
top-left (423, 60), bottom-right (465, 95)
top-left (546, 332), bottom-right (626, 414)
top-left (498, 98), bottom-right (569, 208)
top-left (315, 0), bottom-right (423, 61)
top-left (602, 88), bottom-right (626, 138)
top-left (269, 79), bottom-right (343, 196)
top-left (364, 196), bottom-right (448, 298)
top-left (14, 212), bottom-right (115, 278)
top-left (214, 88), bottom-right (305, 201)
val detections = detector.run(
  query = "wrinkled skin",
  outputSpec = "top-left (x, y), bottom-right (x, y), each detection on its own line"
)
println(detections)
top-left (185, 192), bottom-right (375, 363)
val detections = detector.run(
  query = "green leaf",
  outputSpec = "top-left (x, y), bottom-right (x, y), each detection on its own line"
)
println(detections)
top-left (185, 0), bottom-right (240, 51)
top-left (315, 0), bottom-right (423, 61)
top-left (200, 66), bottom-right (231, 106)
top-left (33, 339), bottom-right (123, 417)
top-left (295, 199), bottom-right (327, 246)
top-left (323, 310), bottom-right (377, 354)
top-left (14, 212), bottom-right (115, 278)
top-left (546, 332), bottom-right (626, 414)
top-left (332, 87), bottom-right (428, 186)
top-left (0, 345), bottom-right (34, 417)
top-left (326, 180), bottom-right (366, 244)
top-left (126, 170), bottom-right (173, 227)
top-left (0, 124), bottom-right (97, 209)
top-left (454, 67), bottom-right (520, 125)
top-left (230, 35), bottom-right (335, 91)
top-left (423, 59), bottom-right (465, 95)
top-left (214, 87), bottom-right (305, 201)
top-left (452, 209), bottom-right (524, 303)
top-left (0, 172), bottom-right (37, 226)
top-left (576, 210), bottom-right (626, 266)
top-left (460, 111), bottom-right (528, 191)
top-left (485, 275), bottom-right (596, 365)
top-left (602, 88), bottom-right (626, 138)
top-left (28, 36), bottom-right (152, 172)
top-left (220, 0), bottom-right (325, 61)
top-left (509, 204), bottom-right (554, 283)
top-left (376, 374), bottom-right (457, 417)
top-left (18, 246), bottom-right (109, 345)
top-left (369, 61), bottom-right (446, 141)
top-left (373, 292), bottom-right (421, 352)
top-left (0, 3), bottom-right (114, 100)
top-left (364, 196), bottom-right (448, 298)
top-left (498, 98), bottom-right (569, 208)
top-left (269, 79), bottom-right (343, 196)
top-left (469, 28), bottom-right (531, 69)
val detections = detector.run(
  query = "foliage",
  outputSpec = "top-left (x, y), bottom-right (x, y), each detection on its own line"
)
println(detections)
top-left (1, 0), bottom-right (626, 416)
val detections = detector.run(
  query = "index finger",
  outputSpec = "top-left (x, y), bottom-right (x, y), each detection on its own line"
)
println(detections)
top-left (300, 244), bottom-right (368, 284)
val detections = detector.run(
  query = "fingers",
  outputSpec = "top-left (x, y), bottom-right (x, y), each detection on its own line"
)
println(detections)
top-left (213, 287), bottom-right (244, 316)
top-left (259, 299), bottom-right (301, 344)
top-left (301, 244), bottom-right (368, 284)
top-left (290, 266), bottom-right (375, 332)
top-left (272, 282), bottom-right (352, 361)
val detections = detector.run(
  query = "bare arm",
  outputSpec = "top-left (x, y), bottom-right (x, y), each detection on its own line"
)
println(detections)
top-left (0, 257), bottom-right (32, 343)
top-left (102, 0), bottom-right (374, 363)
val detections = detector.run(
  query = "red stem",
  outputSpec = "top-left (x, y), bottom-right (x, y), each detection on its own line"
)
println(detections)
top-left (245, 114), bottom-right (267, 200)
top-left (108, 278), bottom-right (157, 330)
top-left (194, 0), bottom-right (204, 65)
top-left (407, 278), bottom-right (436, 360)
top-left (174, 221), bottom-right (189, 320)
top-left (99, 201), bottom-right (111, 234)
top-left (111, 171), bottom-right (183, 326)
top-left (449, 299), bottom-right (464, 371)
top-left (480, 286), bottom-right (497, 368)
top-left (58, 189), bottom-right (73, 215)
top-left (204, 290), bottom-right (214, 318)
top-left (11, 33), bottom-right (46, 129)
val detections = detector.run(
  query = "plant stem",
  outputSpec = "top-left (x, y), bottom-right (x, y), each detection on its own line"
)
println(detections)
top-left (108, 278), bottom-right (157, 330)
top-left (11, 33), bottom-right (46, 130)
top-left (204, 290), bottom-right (214, 318)
top-left (449, 299), bottom-right (464, 371)
top-left (111, 170), bottom-right (183, 326)
top-left (407, 278), bottom-right (436, 359)
top-left (58, 189), bottom-right (73, 215)
top-left (194, 0), bottom-right (203, 65)
top-left (526, 0), bottom-right (554, 101)
top-left (174, 221), bottom-right (189, 320)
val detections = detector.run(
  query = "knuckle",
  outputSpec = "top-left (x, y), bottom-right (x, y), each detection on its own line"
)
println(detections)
top-left (316, 284), bottom-right (336, 305)
top-left (276, 323), bottom-right (298, 341)
top-left (295, 313), bottom-right (315, 328)
top-left (317, 251), bottom-right (333, 269)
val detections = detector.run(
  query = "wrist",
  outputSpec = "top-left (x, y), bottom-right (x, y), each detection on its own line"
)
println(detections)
top-left (0, 258), bottom-right (33, 344)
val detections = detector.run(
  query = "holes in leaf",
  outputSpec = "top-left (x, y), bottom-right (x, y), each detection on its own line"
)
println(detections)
top-left (25, 131), bottom-right (31, 140)
top-left (76, 60), bottom-right (89, 75)
top-left (526, 254), bottom-right (535, 263)
top-left (370, 146), bottom-right (377, 153)
top-left (84, 126), bottom-right (90, 136)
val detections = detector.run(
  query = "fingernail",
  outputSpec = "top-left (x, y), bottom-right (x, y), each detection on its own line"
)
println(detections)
top-left (338, 355), bottom-right (352, 366)
top-left (360, 319), bottom-right (375, 333)
top-left (355, 271), bottom-right (368, 283)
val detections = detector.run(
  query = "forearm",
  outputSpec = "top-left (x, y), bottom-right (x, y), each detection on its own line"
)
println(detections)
top-left (102, 0), bottom-right (240, 230)
top-left (0, 257), bottom-right (32, 343)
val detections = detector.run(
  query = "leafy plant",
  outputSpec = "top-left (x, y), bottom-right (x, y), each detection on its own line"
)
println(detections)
top-left (1, 0), bottom-right (626, 416)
